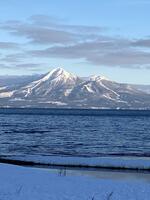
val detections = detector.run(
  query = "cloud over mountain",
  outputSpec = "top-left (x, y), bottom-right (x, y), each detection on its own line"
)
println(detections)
top-left (0, 15), bottom-right (150, 71)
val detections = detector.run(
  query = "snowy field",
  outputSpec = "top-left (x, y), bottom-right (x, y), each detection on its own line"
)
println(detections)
top-left (0, 163), bottom-right (150, 200)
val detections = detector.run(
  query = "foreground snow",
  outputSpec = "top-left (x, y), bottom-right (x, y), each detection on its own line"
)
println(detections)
top-left (0, 163), bottom-right (150, 200)
top-left (5, 155), bottom-right (150, 170)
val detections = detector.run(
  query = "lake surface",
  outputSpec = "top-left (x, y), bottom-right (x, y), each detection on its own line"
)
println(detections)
top-left (0, 108), bottom-right (150, 158)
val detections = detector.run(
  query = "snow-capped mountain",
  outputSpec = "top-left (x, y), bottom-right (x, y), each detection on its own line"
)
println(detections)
top-left (0, 67), bottom-right (150, 109)
top-left (13, 68), bottom-right (80, 100)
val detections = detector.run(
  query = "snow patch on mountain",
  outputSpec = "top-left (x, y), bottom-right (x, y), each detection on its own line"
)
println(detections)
top-left (0, 91), bottom-right (14, 98)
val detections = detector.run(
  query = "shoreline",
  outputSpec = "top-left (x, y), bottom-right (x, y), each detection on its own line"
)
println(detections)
top-left (1, 155), bottom-right (150, 173)
top-left (0, 107), bottom-right (150, 116)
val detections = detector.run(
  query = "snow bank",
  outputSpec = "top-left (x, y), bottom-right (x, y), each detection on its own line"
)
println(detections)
top-left (0, 163), bottom-right (150, 200)
top-left (3, 155), bottom-right (150, 170)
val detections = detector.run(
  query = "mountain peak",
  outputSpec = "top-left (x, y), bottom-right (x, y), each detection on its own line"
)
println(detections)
top-left (51, 67), bottom-right (65, 74)
top-left (41, 67), bottom-right (76, 82)
top-left (90, 75), bottom-right (110, 82)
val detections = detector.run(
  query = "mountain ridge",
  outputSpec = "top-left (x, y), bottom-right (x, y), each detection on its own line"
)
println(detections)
top-left (0, 67), bottom-right (150, 109)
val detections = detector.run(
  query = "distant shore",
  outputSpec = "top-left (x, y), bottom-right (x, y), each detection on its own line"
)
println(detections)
top-left (0, 107), bottom-right (150, 116)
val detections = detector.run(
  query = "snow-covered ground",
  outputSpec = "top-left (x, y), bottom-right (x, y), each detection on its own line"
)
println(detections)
top-left (0, 163), bottom-right (150, 200)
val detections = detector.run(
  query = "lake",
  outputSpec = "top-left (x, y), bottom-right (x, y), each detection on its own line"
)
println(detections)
top-left (0, 108), bottom-right (150, 158)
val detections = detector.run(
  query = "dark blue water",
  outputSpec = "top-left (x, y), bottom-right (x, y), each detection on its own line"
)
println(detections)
top-left (0, 108), bottom-right (150, 157)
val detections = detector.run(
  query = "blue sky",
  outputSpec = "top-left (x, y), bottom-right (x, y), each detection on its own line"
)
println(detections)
top-left (0, 0), bottom-right (150, 84)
